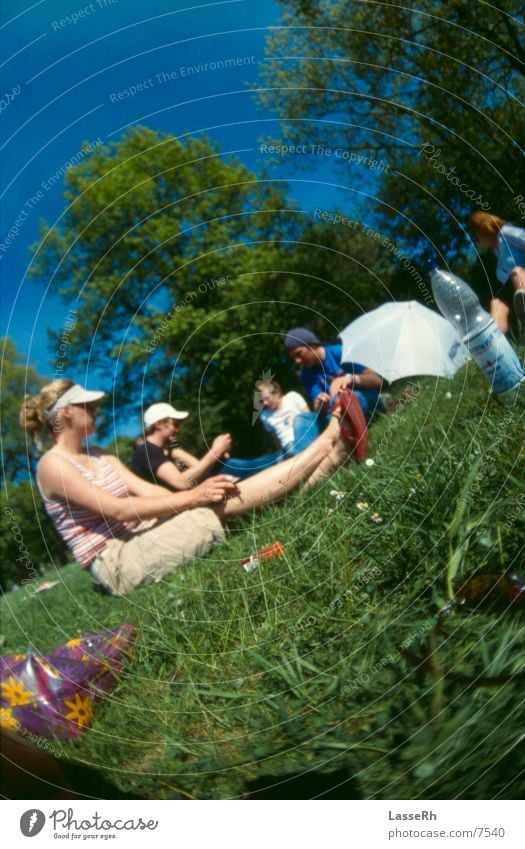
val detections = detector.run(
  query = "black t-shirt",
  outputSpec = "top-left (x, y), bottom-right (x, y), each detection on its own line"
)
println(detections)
top-left (130, 441), bottom-right (170, 486)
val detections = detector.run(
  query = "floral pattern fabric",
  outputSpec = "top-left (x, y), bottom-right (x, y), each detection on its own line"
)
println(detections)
top-left (0, 624), bottom-right (135, 740)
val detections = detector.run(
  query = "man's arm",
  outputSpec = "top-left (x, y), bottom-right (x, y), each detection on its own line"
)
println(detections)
top-left (154, 460), bottom-right (202, 490)
top-left (161, 434), bottom-right (233, 489)
top-left (170, 447), bottom-right (199, 468)
top-left (302, 370), bottom-right (330, 411)
top-left (177, 433), bottom-right (232, 487)
top-left (131, 440), bottom-right (195, 491)
top-left (509, 266), bottom-right (525, 291)
top-left (330, 368), bottom-right (383, 395)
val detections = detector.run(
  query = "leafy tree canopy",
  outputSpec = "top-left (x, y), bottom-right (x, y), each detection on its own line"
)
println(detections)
top-left (258, 0), bottom-right (525, 256)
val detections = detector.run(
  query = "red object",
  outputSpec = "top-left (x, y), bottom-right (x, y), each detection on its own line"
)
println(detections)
top-left (241, 541), bottom-right (284, 572)
top-left (333, 389), bottom-right (369, 461)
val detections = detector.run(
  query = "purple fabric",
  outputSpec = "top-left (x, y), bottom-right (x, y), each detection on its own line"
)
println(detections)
top-left (0, 625), bottom-right (135, 740)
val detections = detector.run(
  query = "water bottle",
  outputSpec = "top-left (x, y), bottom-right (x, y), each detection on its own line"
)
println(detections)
top-left (430, 267), bottom-right (524, 404)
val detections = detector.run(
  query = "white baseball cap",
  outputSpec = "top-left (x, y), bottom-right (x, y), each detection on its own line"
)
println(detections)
top-left (44, 384), bottom-right (105, 419)
top-left (143, 402), bottom-right (189, 429)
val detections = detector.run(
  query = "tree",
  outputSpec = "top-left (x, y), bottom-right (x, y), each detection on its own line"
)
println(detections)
top-left (282, 215), bottom-right (415, 317)
top-left (30, 127), bottom-right (395, 452)
top-left (0, 338), bottom-right (68, 588)
top-left (258, 1), bottom-right (525, 257)
top-left (0, 337), bottom-right (40, 482)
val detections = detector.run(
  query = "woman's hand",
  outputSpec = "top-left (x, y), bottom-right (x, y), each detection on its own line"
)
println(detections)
top-left (191, 474), bottom-right (239, 505)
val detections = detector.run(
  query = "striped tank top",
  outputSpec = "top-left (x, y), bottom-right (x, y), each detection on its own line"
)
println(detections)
top-left (38, 450), bottom-right (136, 567)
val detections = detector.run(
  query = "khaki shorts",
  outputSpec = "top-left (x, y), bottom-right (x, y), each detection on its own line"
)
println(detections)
top-left (89, 507), bottom-right (225, 596)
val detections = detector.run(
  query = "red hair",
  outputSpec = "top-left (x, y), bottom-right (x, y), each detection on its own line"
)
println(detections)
top-left (468, 211), bottom-right (506, 241)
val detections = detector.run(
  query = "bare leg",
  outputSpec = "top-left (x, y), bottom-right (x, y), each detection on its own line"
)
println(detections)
top-left (302, 436), bottom-right (350, 488)
top-left (216, 417), bottom-right (350, 518)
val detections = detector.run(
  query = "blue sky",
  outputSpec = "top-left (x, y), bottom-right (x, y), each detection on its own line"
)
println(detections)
top-left (1, 0), bottom-right (387, 390)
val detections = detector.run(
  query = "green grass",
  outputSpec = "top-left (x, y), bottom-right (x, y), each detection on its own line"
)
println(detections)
top-left (2, 362), bottom-right (524, 799)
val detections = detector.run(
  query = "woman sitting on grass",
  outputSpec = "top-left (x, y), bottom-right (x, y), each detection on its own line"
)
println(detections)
top-left (21, 379), bottom-right (356, 596)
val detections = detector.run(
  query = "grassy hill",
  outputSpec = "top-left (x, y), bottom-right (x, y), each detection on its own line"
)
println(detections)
top-left (2, 362), bottom-right (524, 799)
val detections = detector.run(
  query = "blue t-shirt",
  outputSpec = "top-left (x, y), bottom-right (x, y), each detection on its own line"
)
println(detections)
top-left (299, 343), bottom-right (379, 410)
top-left (496, 224), bottom-right (525, 284)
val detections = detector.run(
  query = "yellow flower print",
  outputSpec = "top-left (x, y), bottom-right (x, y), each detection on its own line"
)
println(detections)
top-left (1, 675), bottom-right (34, 706)
top-left (0, 707), bottom-right (21, 731)
top-left (38, 659), bottom-right (60, 677)
top-left (65, 638), bottom-right (83, 649)
top-left (64, 693), bottom-right (92, 728)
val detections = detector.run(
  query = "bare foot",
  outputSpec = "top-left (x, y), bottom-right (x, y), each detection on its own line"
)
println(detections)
top-left (331, 390), bottom-right (369, 461)
top-left (328, 407), bottom-right (354, 451)
top-left (326, 411), bottom-right (345, 436)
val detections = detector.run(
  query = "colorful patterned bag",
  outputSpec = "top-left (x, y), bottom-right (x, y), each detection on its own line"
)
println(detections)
top-left (0, 624), bottom-right (135, 740)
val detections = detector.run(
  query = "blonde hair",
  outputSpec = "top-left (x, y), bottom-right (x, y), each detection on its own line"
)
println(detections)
top-left (468, 211), bottom-right (506, 241)
top-left (19, 378), bottom-right (75, 447)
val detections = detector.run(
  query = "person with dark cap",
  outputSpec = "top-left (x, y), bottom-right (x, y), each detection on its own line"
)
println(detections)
top-left (284, 327), bottom-right (383, 417)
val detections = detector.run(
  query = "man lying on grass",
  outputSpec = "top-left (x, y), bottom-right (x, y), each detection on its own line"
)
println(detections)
top-left (21, 379), bottom-right (358, 596)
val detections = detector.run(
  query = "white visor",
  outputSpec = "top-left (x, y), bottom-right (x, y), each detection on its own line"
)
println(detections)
top-left (44, 384), bottom-right (105, 419)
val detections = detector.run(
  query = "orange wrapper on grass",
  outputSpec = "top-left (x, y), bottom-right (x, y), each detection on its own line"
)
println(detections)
top-left (333, 389), bottom-right (369, 462)
top-left (241, 541), bottom-right (284, 572)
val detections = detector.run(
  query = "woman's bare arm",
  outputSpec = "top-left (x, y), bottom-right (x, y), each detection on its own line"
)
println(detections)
top-left (37, 452), bottom-right (238, 523)
top-left (103, 454), bottom-right (173, 497)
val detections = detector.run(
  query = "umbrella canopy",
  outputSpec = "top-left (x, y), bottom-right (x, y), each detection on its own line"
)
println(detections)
top-left (339, 301), bottom-right (469, 381)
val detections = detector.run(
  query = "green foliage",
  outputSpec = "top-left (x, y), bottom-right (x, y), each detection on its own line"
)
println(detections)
top-left (2, 367), bottom-right (523, 797)
top-left (0, 480), bottom-right (68, 590)
top-left (0, 338), bottom-right (69, 588)
top-left (104, 434), bottom-right (135, 467)
top-left (0, 337), bottom-right (40, 482)
top-left (258, 1), bottom-right (525, 256)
